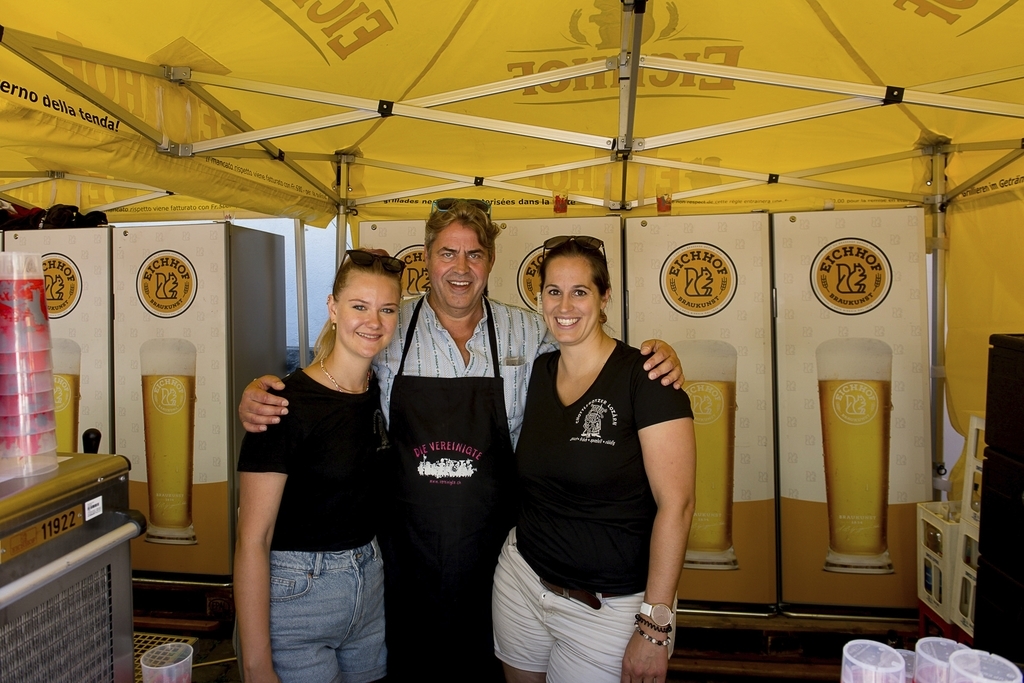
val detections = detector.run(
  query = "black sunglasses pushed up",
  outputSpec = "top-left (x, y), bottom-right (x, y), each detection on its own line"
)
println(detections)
top-left (345, 249), bottom-right (405, 274)
top-left (431, 198), bottom-right (492, 216)
top-left (542, 235), bottom-right (606, 260)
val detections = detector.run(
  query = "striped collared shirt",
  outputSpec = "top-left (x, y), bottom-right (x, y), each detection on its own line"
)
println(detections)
top-left (373, 295), bottom-right (555, 448)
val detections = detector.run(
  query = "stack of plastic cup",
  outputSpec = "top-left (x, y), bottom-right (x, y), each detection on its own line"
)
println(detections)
top-left (0, 252), bottom-right (59, 478)
top-left (916, 637), bottom-right (970, 683)
top-left (948, 649), bottom-right (1022, 683)
top-left (896, 649), bottom-right (917, 683)
top-left (842, 639), bottom-right (905, 683)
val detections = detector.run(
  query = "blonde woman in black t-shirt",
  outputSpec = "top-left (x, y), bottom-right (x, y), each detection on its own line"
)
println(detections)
top-left (493, 237), bottom-right (697, 683)
top-left (235, 250), bottom-right (404, 683)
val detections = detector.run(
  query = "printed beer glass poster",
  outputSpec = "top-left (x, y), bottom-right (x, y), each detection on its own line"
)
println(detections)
top-left (489, 216), bottom-right (623, 340)
top-left (774, 208), bottom-right (931, 608)
top-left (3, 228), bottom-right (113, 454)
top-left (114, 224), bottom-right (233, 575)
top-left (626, 214), bottom-right (777, 606)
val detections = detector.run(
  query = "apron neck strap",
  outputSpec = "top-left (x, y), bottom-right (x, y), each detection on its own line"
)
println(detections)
top-left (397, 296), bottom-right (502, 378)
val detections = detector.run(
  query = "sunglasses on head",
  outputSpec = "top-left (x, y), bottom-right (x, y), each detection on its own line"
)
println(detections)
top-left (345, 249), bottom-right (405, 274)
top-left (431, 198), bottom-right (492, 217)
top-left (542, 235), bottom-right (606, 259)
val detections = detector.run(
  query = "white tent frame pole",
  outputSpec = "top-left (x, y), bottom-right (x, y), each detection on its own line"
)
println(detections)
top-left (616, 2), bottom-right (643, 155)
top-left (941, 139), bottom-right (1024, 153)
top-left (945, 149), bottom-right (1024, 200)
top-left (0, 178), bottom-right (50, 193)
top-left (0, 191), bottom-right (35, 208)
top-left (60, 174), bottom-right (168, 192)
top-left (191, 61), bottom-right (609, 109)
top-left (182, 82), bottom-right (337, 202)
top-left (93, 191), bottom-right (172, 212)
top-left (633, 156), bottom-right (928, 203)
top-left (643, 66), bottom-right (1024, 151)
top-left (293, 219), bottom-right (310, 369)
top-left (0, 30), bottom-right (163, 143)
top-left (929, 152), bottom-right (947, 492)
top-left (641, 55), bottom-right (1024, 119)
top-left (0, 171), bottom-right (48, 179)
top-left (642, 99), bottom-right (877, 150)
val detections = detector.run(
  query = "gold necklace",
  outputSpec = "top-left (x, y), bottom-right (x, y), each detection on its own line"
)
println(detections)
top-left (319, 359), bottom-right (369, 393)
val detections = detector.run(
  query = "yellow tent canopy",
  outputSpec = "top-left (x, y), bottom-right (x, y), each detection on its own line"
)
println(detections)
top-left (2, 1), bottom-right (1022, 225)
top-left (2, 0), bottom-right (1023, 452)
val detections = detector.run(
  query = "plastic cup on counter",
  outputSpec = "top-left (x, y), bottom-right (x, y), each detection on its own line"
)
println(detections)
top-left (916, 637), bottom-right (970, 683)
top-left (140, 642), bottom-right (193, 683)
top-left (0, 349), bottom-right (52, 374)
top-left (841, 639), bottom-right (905, 683)
top-left (948, 650), bottom-right (1022, 683)
top-left (895, 648), bottom-right (916, 682)
top-left (0, 391), bottom-right (55, 416)
top-left (0, 370), bottom-right (56, 396)
top-left (0, 252), bottom-right (51, 354)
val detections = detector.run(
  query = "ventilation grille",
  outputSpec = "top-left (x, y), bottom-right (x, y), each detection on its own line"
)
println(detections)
top-left (0, 566), bottom-right (113, 683)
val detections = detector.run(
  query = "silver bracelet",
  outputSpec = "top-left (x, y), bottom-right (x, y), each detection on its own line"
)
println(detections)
top-left (634, 622), bottom-right (671, 647)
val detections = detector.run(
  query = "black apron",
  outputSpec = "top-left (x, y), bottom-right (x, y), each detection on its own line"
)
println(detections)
top-left (381, 297), bottom-right (516, 681)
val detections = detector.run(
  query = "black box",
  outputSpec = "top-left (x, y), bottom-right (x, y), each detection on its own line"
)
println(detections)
top-left (986, 334), bottom-right (1024, 461)
top-left (973, 556), bottom-right (1024, 665)
top-left (979, 448), bottom-right (1024, 582)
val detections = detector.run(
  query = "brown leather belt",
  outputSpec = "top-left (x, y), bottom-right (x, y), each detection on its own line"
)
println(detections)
top-left (540, 579), bottom-right (618, 610)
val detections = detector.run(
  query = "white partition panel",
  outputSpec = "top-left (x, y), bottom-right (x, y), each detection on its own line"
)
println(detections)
top-left (773, 208), bottom-right (930, 608)
top-left (626, 214), bottom-right (776, 606)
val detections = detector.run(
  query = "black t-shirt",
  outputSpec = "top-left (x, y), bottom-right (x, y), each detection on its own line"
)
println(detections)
top-left (515, 341), bottom-right (693, 594)
top-left (237, 370), bottom-right (389, 552)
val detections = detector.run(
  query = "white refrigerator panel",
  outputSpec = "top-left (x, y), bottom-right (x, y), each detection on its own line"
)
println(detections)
top-left (773, 208), bottom-right (930, 608)
top-left (114, 223), bottom-right (233, 575)
top-left (4, 228), bottom-right (113, 454)
top-left (625, 214), bottom-right (776, 605)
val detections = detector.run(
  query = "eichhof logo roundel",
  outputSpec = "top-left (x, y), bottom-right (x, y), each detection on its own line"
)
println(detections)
top-left (811, 238), bottom-right (892, 315)
top-left (831, 381), bottom-right (879, 426)
top-left (517, 246), bottom-right (545, 310)
top-left (395, 245), bottom-right (430, 297)
top-left (136, 250), bottom-right (197, 318)
top-left (660, 243), bottom-right (737, 318)
top-left (41, 253), bottom-right (81, 318)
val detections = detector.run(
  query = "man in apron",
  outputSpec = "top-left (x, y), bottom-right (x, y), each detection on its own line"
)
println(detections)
top-left (240, 200), bottom-right (682, 680)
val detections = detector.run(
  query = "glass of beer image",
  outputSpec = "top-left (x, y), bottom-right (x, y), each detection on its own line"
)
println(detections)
top-left (140, 338), bottom-right (197, 544)
top-left (816, 337), bottom-right (893, 574)
top-left (679, 340), bottom-right (738, 570)
top-left (51, 338), bottom-right (81, 453)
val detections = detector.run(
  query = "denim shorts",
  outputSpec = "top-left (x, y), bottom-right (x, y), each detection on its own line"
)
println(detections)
top-left (267, 540), bottom-right (386, 683)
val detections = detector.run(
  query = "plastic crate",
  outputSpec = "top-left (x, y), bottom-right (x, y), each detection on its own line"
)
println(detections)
top-left (950, 524), bottom-right (980, 637)
top-left (960, 415), bottom-right (985, 529)
top-left (917, 500), bottom-right (961, 622)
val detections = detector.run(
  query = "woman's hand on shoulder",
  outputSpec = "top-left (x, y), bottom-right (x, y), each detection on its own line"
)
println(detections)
top-left (621, 628), bottom-right (670, 683)
top-left (239, 375), bottom-right (288, 433)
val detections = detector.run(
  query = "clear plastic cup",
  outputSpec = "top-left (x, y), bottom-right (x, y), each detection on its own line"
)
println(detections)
top-left (0, 253), bottom-right (51, 354)
top-left (0, 431), bottom-right (58, 477)
top-left (842, 639), bottom-right (905, 683)
top-left (948, 650), bottom-right (1022, 683)
top-left (0, 391), bottom-right (55, 416)
top-left (140, 642), bottom-right (193, 683)
top-left (0, 350), bottom-right (52, 374)
top-left (916, 637), bottom-right (970, 683)
top-left (0, 370), bottom-right (55, 395)
top-left (0, 411), bottom-right (57, 436)
top-left (896, 649), bottom-right (916, 682)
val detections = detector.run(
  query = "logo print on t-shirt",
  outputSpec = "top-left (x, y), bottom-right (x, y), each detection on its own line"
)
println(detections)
top-left (412, 440), bottom-right (484, 485)
top-left (572, 399), bottom-right (618, 445)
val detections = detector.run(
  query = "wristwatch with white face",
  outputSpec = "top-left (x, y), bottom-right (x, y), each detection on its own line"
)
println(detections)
top-left (640, 601), bottom-right (673, 627)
